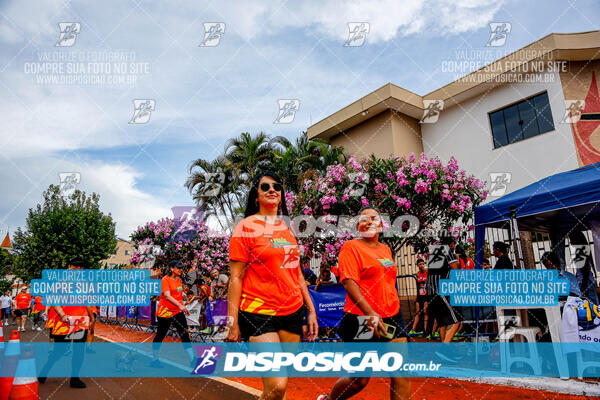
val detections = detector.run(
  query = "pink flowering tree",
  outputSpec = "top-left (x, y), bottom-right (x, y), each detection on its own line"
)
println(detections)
top-left (291, 153), bottom-right (487, 263)
top-left (129, 217), bottom-right (230, 274)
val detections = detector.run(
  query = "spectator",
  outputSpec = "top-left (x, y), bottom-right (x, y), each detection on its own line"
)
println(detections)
top-left (456, 245), bottom-right (475, 269)
top-left (302, 266), bottom-right (318, 286)
top-left (492, 242), bottom-right (514, 269)
top-left (540, 251), bottom-right (580, 297)
top-left (315, 266), bottom-right (334, 291)
top-left (410, 258), bottom-right (428, 336)
top-left (209, 268), bottom-right (229, 301)
top-left (482, 258), bottom-right (491, 269)
top-left (0, 290), bottom-right (11, 326)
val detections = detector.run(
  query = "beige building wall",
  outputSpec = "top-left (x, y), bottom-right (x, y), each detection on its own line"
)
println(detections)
top-left (102, 238), bottom-right (134, 268)
top-left (330, 110), bottom-right (423, 160)
top-left (390, 112), bottom-right (424, 158)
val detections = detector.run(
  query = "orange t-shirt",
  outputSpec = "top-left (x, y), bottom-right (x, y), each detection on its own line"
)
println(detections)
top-left (338, 239), bottom-right (400, 318)
top-left (33, 296), bottom-right (45, 313)
top-left (15, 293), bottom-right (31, 309)
top-left (46, 307), bottom-right (56, 329)
top-left (229, 215), bottom-right (303, 316)
top-left (51, 306), bottom-right (89, 335)
top-left (156, 276), bottom-right (184, 318)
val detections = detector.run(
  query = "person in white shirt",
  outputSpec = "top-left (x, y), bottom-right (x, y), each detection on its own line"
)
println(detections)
top-left (0, 290), bottom-right (12, 326)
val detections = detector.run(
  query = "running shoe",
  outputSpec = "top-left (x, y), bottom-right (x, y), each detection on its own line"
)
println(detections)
top-left (434, 350), bottom-right (458, 364)
top-left (316, 395), bottom-right (328, 400)
top-left (36, 327), bottom-right (41, 331)
top-left (70, 377), bottom-right (87, 388)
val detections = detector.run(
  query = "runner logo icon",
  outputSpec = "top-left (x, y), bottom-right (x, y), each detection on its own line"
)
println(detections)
top-left (192, 345), bottom-right (223, 375)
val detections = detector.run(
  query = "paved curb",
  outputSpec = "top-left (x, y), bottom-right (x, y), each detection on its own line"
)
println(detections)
top-left (456, 376), bottom-right (600, 397)
top-left (95, 333), bottom-right (261, 398)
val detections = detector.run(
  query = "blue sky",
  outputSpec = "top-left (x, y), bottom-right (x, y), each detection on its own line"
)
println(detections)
top-left (0, 0), bottom-right (598, 237)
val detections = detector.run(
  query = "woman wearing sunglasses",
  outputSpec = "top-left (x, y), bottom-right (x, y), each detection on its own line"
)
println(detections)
top-left (317, 207), bottom-right (411, 400)
top-left (227, 171), bottom-right (318, 400)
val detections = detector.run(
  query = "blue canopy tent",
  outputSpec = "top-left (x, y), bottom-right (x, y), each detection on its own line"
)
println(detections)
top-left (474, 161), bottom-right (600, 269)
top-left (471, 162), bottom-right (600, 351)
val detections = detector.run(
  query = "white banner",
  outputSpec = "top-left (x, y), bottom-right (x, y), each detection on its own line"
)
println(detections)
top-left (108, 306), bottom-right (117, 318)
top-left (186, 300), bottom-right (202, 326)
top-left (561, 296), bottom-right (600, 344)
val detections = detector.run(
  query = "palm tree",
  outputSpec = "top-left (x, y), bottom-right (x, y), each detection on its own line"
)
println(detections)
top-left (270, 132), bottom-right (348, 192)
top-left (186, 131), bottom-right (349, 230)
top-left (224, 132), bottom-right (274, 183)
top-left (185, 157), bottom-right (244, 230)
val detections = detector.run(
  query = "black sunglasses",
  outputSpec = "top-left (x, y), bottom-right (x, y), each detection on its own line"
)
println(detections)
top-left (259, 182), bottom-right (283, 192)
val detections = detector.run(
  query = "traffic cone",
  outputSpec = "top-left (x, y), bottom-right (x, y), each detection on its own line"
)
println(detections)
top-left (0, 331), bottom-right (21, 400)
top-left (8, 344), bottom-right (38, 400)
top-left (0, 323), bottom-right (4, 353)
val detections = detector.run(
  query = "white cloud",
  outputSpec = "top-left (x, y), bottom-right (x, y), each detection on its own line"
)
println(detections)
top-left (0, 156), bottom-right (172, 238)
top-left (211, 0), bottom-right (504, 43)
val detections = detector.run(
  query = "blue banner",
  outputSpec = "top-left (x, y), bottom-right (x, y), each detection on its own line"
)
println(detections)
top-left (308, 284), bottom-right (345, 328)
top-left (126, 306), bottom-right (137, 319)
top-left (207, 299), bottom-right (228, 325)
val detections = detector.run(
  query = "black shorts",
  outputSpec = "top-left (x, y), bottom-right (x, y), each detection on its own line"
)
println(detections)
top-left (416, 295), bottom-right (429, 306)
top-left (238, 305), bottom-right (306, 340)
top-left (339, 310), bottom-right (409, 342)
top-left (14, 309), bottom-right (28, 317)
top-left (428, 295), bottom-right (462, 327)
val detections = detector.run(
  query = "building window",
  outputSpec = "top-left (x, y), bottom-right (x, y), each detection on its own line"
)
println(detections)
top-left (125, 250), bottom-right (131, 255)
top-left (489, 92), bottom-right (554, 149)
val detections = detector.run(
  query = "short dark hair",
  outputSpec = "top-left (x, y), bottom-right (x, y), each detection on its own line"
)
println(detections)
top-left (440, 236), bottom-right (456, 246)
top-left (493, 241), bottom-right (509, 253)
top-left (69, 260), bottom-right (85, 268)
top-left (483, 258), bottom-right (490, 264)
top-left (416, 258), bottom-right (425, 264)
top-left (540, 251), bottom-right (561, 269)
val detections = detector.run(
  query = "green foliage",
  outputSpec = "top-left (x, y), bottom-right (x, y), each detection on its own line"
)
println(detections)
top-left (0, 248), bottom-right (15, 292)
top-left (186, 131), bottom-right (347, 229)
top-left (11, 185), bottom-right (117, 282)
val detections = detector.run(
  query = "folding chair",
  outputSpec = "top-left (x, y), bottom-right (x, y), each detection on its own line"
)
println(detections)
top-left (200, 298), bottom-right (229, 342)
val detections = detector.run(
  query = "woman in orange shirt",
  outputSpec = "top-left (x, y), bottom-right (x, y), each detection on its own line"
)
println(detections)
top-left (227, 171), bottom-right (318, 400)
top-left (31, 295), bottom-right (45, 331)
top-left (151, 260), bottom-right (192, 368)
top-left (318, 207), bottom-right (411, 400)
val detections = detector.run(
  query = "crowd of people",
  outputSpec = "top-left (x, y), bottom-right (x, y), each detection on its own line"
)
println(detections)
top-left (6, 169), bottom-right (599, 400)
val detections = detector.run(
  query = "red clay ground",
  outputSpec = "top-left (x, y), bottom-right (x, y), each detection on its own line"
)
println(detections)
top-left (95, 322), bottom-right (597, 400)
